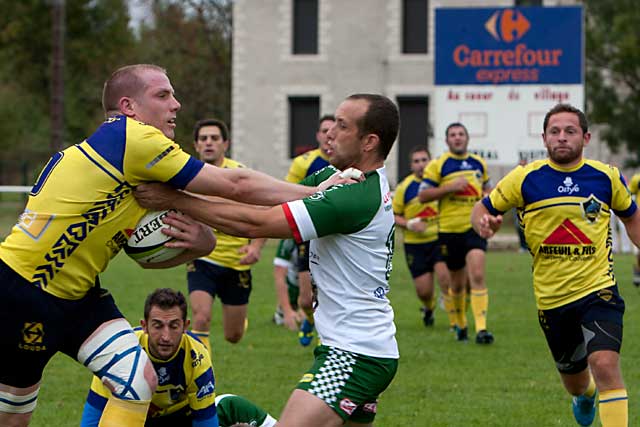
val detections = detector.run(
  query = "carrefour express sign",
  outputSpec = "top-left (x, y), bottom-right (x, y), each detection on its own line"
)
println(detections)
top-left (435, 6), bottom-right (583, 85)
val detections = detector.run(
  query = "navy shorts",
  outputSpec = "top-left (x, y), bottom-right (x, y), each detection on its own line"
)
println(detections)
top-left (0, 260), bottom-right (124, 388)
top-left (538, 285), bottom-right (625, 374)
top-left (438, 229), bottom-right (487, 271)
top-left (297, 241), bottom-right (310, 273)
top-left (187, 260), bottom-right (252, 306)
top-left (403, 241), bottom-right (442, 278)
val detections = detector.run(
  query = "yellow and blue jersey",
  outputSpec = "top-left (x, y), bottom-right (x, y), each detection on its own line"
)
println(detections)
top-left (422, 152), bottom-right (489, 233)
top-left (482, 158), bottom-right (636, 310)
top-left (83, 329), bottom-right (216, 423)
top-left (285, 148), bottom-right (329, 183)
top-left (201, 158), bottom-right (252, 271)
top-left (628, 173), bottom-right (640, 200)
top-left (0, 116), bottom-right (203, 300)
top-left (392, 173), bottom-right (439, 244)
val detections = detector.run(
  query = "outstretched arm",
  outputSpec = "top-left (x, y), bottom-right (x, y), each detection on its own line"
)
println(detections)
top-left (136, 184), bottom-right (293, 240)
top-left (471, 200), bottom-right (503, 239)
top-left (185, 164), bottom-right (350, 206)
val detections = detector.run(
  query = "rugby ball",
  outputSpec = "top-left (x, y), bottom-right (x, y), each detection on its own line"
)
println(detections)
top-left (124, 210), bottom-right (185, 263)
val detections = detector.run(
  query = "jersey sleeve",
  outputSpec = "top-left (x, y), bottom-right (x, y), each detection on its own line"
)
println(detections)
top-left (482, 166), bottom-right (525, 215)
top-left (629, 174), bottom-right (640, 198)
top-left (187, 347), bottom-right (217, 423)
top-left (611, 166), bottom-right (637, 218)
top-left (422, 159), bottom-right (441, 187)
top-left (215, 394), bottom-right (275, 427)
top-left (283, 177), bottom-right (380, 242)
top-left (285, 156), bottom-right (306, 183)
top-left (123, 124), bottom-right (204, 189)
top-left (480, 157), bottom-right (491, 189)
top-left (80, 376), bottom-right (110, 427)
top-left (392, 180), bottom-right (407, 215)
top-left (273, 239), bottom-right (295, 267)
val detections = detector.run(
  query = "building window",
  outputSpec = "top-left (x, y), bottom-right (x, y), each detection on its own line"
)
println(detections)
top-left (289, 96), bottom-right (320, 157)
top-left (396, 96), bottom-right (430, 181)
top-left (402, 0), bottom-right (428, 54)
top-left (293, 0), bottom-right (318, 54)
top-left (515, 0), bottom-right (542, 5)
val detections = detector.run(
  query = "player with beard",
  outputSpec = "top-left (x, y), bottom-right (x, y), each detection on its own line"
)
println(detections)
top-left (472, 103), bottom-right (639, 427)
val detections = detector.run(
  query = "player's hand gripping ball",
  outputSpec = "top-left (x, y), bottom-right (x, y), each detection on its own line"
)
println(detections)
top-left (124, 210), bottom-right (186, 264)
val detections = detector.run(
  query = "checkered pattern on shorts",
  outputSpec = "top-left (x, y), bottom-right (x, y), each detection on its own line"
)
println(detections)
top-left (308, 347), bottom-right (357, 404)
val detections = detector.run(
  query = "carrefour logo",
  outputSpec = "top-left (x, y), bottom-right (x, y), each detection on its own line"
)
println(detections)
top-left (484, 9), bottom-right (530, 42)
top-left (435, 6), bottom-right (583, 85)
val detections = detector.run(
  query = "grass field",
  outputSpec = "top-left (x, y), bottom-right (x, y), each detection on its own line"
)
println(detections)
top-left (13, 245), bottom-right (637, 426)
top-left (0, 198), bottom-right (638, 426)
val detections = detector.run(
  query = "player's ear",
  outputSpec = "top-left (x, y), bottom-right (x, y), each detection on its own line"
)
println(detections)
top-left (362, 133), bottom-right (380, 153)
top-left (119, 96), bottom-right (136, 117)
top-left (140, 319), bottom-right (147, 331)
top-left (185, 319), bottom-right (190, 331)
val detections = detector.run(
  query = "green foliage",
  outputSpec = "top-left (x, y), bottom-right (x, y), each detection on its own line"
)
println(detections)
top-left (16, 245), bottom-right (640, 426)
top-left (0, 0), bottom-right (233, 181)
top-left (585, 0), bottom-right (640, 165)
top-left (135, 0), bottom-right (233, 152)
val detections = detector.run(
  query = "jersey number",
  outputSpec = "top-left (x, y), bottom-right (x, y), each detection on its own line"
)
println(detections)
top-left (385, 224), bottom-right (395, 280)
top-left (30, 151), bottom-right (64, 196)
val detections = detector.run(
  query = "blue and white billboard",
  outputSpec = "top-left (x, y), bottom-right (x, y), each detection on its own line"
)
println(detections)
top-left (435, 6), bottom-right (583, 85)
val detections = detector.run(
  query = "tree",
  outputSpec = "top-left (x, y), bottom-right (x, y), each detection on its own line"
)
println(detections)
top-left (135, 0), bottom-right (233, 151)
top-left (0, 0), bottom-right (137, 183)
top-left (585, 0), bottom-right (640, 165)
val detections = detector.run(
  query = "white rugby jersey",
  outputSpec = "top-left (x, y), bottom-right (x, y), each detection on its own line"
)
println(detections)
top-left (282, 166), bottom-right (399, 359)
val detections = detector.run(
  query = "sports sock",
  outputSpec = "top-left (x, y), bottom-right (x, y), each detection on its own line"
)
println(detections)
top-left (303, 308), bottom-right (315, 326)
top-left (442, 294), bottom-right (456, 328)
top-left (584, 374), bottom-right (596, 399)
top-left (599, 388), bottom-right (627, 426)
top-left (99, 397), bottom-right (149, 427)
top-left (450, 290), bottom-right (467, 329)
top-left (470, 289), bottom-right (488, 332)
top-left (191, 330), bottom-right (212, 358)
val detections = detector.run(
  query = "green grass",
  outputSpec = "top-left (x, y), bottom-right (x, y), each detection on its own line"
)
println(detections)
top-left (12, 241), bottom-right (636, 426)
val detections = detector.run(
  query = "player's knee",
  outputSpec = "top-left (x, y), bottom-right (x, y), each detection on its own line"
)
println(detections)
top-left (588, 351), bottom-right (620, 376)
top-left (144, 358), bottom-right (158, 394)
top-left (193, 311), bottom-right (211, 330)
top-left (0, 412), bottom-right (33, 427)
top-left (79, 319), bottom-right (155, 402)
top-left (224, 330), bottom-right (244, 344)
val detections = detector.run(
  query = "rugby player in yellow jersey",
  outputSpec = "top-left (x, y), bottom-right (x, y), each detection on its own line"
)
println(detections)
top-left (81, 288), bottom-right (278, 427)
top-left (627, 173), bottom-right (640, 286)
top-left (392, 146), bottom-right (453, 328)
top-left (472, 104), bottom-right (640, 427)
top-left (187, 119), bottom-right (266, 348)
top-left (285, 114), bottom-right (335, 346)
top-left (418, 123), bottom-right (494, 344)
top-left (81, 288), bottom-right (218, 426)
top-left (0, 64), bottom-right (347, 427)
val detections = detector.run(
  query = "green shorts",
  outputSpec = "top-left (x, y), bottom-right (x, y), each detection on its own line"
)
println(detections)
top-left (296, 345), bottom-right (398, 423)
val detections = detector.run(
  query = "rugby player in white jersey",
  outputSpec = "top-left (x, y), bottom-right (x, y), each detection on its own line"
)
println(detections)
top-left (135, 94), bottom-right (401, 427)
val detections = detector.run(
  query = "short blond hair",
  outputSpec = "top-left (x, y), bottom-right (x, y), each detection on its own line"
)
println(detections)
top-left (102, 64), bottom-right (166, 117)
